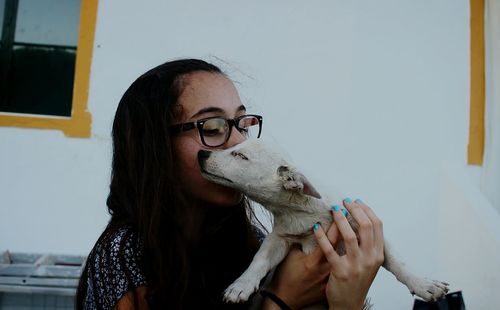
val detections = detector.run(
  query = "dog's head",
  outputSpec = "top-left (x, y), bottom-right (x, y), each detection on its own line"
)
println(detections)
top-left (198, 139), bottom-right (321, 208)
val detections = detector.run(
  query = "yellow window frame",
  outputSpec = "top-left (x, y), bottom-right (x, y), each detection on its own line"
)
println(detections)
top-left (468, 0), bottom-right (485, 165)
top-left (0, 0), bottom-right (98, 138)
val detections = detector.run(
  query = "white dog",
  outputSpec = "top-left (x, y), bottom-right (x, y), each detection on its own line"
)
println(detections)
top-left (197, 139), bottom-right (449, 306)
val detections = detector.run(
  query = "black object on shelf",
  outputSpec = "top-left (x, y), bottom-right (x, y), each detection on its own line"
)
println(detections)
top-left (413, 291), bottom-right (465, 310)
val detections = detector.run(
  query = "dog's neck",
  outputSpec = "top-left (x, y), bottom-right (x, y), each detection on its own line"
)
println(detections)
top-left (260, 194), bottom-right (329, 218)
top-left (259, 196), bottom-right (333, 236)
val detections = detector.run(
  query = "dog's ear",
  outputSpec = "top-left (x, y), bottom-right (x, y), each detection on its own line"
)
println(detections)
top-left (278, 166), bottom-right (322, 199)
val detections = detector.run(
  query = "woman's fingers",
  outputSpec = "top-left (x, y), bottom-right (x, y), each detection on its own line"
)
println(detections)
top-left (307, 242), bottom-right (329, 265)
top-left (312, 199), bottom-right (384, 270)
top-left (314, 199), bottom-right (385, 310)
top-left (313, 223), bottom-right (341, 266)
top-left (356, 199), bottom-right (384, 252)
top-left (331, 205), bottom-right (360, 257)
top-left (308, 218), bottom-right (342, 267)
top-left (343, 198), bottom-right (374, 251)
top-left (326, 217), bottom-right (340, 245)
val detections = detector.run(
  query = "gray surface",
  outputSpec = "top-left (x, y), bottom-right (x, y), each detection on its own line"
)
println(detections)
top-left (0, 251), bottom-right (84, 309)
top-left (0, 292), bottom-right (74, 310)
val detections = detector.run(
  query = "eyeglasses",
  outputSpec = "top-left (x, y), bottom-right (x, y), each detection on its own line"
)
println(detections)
top-left (170, 114), bottom-right (263, 147)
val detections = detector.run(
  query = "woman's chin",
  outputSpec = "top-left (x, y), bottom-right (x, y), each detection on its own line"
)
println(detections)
top-left (211, 186), bottom-right (244, 207)
top-left (219, 192), bottom-right (244, 207)
top-left (190, 181), bottom-right (244, 207)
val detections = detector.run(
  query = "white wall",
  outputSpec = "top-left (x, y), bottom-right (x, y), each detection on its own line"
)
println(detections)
top-left (2, 0), bottom-right (496, 308)
top-left (438, 162), bottom-right (500, 309)
top-left (482, 0), bottom-right (500, 212)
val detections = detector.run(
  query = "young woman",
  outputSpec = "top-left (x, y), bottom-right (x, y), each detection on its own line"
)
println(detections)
top-left (76, 59), bottom-right (384, 310)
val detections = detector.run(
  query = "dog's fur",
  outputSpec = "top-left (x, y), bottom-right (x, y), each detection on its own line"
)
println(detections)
top-left (198, 139), bottom-right (449, 306)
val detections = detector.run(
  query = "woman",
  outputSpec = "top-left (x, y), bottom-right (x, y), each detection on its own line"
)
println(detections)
top-left (76, 59), bottom-right (383, 309)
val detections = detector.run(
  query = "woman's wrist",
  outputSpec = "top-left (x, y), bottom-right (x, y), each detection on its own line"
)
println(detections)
top-left (266, 276), bottom-right (299, 309)
top-left (328, 298), bottom-right (365, 310)
top-left (262, 297), bottom-right (282, 310)
top-left (260, 289), bottom-right (293, 310)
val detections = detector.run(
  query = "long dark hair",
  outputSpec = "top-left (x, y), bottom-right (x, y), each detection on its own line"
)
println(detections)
top-left (76, 59), bottom-right (262, 309)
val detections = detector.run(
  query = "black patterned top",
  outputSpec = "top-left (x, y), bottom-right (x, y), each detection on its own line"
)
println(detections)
top-left (82, 226), bottom-right (147, 309)
top-left (80, 222), bottom-right (267, 310)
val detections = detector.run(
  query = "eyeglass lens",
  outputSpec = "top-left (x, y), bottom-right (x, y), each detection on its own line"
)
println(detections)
top-left (201, 116), bottom-right (260, 146)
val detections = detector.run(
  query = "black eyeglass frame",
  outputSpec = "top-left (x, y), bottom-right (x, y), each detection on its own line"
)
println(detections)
top-left (170, 114), bottom-right (263, 147)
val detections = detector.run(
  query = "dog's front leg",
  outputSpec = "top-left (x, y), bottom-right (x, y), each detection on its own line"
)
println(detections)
top-left (382, 240), bottom-right (449, 302)
top-left (223, 232), bottom-right (290, 303)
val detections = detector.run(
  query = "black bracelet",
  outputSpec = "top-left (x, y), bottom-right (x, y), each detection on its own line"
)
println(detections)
top-left (260, 289), bottom-right (292, 310)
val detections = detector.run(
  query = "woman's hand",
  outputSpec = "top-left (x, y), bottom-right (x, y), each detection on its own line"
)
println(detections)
top-left (265, 242), bottom-right (332, 308)
top-left (314, 199), bottom-right (385, 310)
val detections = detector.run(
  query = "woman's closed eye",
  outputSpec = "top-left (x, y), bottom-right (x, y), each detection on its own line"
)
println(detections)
top-left (201, 119), bottom-right (226, 136)
top-left (203, 127), bottom-right (225, 137)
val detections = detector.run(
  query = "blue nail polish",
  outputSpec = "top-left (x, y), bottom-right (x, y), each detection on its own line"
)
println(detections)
top-left (313, 223), bottom-right (320, 231)
top-left (344, 197), bottom-right (353, 203)
top-left (341, 209), bottom-right (349, 216)
top-left (331, 205), bottom-right (340, 211)
top-left (355, 198), bottom-right (363, 203)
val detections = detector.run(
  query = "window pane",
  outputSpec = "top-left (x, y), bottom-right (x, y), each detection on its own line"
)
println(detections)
top-left (0, 45), bottom-right (76, 117)
top-left (15, 0), bottom-right (80, 46)
top-left (0, 0), bottom-right (5, 37)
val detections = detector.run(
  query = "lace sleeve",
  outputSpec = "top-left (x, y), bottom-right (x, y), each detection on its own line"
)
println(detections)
top-left (82, 226), bottom-right (147, 310)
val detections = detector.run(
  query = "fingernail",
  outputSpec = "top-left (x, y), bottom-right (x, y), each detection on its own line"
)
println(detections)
top-left (331, 205), bottom-right (340, 211)
top-left (344, 197), bottom-right (353, 203)
top-left (355, 198), bottom-right (363, 203)
top-left (341, 209), bottom-right (349, 216)
top-left (313, 223), bottom-right (320, 231)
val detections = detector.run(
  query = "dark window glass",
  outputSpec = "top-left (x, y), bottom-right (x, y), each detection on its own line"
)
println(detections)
top-left (0, 0), bottom-right (80, 117)
top-left (0, 0), bottom-right (5, 36)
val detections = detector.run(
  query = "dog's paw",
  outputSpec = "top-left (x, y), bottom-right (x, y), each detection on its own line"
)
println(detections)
top-left (223, 278), bottom-right (260, 303)
top-left (407, 277), bottom-right (450, 302)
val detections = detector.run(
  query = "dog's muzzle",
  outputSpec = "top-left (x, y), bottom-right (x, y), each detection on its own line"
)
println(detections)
top-left (197, 150), bottom-right (233, 184)
top-left (197, 150), bottom-right (212, 168)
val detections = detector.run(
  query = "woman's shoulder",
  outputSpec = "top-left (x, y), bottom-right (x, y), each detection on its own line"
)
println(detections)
top-left (81, 225), bottom-right (147, 309)
top-left (92, 225), bottom-right (144, 261)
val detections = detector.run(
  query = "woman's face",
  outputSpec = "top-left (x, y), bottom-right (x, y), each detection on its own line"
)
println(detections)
top-left (172, 71), bottom-right (247, 207)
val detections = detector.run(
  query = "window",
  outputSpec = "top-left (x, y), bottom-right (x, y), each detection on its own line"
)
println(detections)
top-left (0, 0), bottom-right (96, 137)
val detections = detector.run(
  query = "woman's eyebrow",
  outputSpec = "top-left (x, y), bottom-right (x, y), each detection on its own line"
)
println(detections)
top-left (190, 105), bottom-right (246, 119)
top-left (189, 107), bottom-right (224, 119)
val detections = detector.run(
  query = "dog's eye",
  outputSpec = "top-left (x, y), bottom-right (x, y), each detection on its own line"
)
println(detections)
top-left (231, 151), bottom-right (248, 160)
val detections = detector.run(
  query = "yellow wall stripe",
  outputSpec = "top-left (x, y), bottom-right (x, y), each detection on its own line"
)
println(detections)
top-left (468, 0), bottom-right (485, 165)
top-left (0, 0), bottom-right (98, 138)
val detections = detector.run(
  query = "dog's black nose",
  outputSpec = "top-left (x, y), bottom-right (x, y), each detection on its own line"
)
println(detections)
top-left (197, 150), bottom-right (211, 167)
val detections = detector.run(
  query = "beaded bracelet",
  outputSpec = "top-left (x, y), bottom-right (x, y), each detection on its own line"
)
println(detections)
top-left (260, 289), bottom-right (292, 310)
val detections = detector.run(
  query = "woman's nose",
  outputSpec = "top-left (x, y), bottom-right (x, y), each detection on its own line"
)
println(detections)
top-left (224, 126), bottom-right (246, 148)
